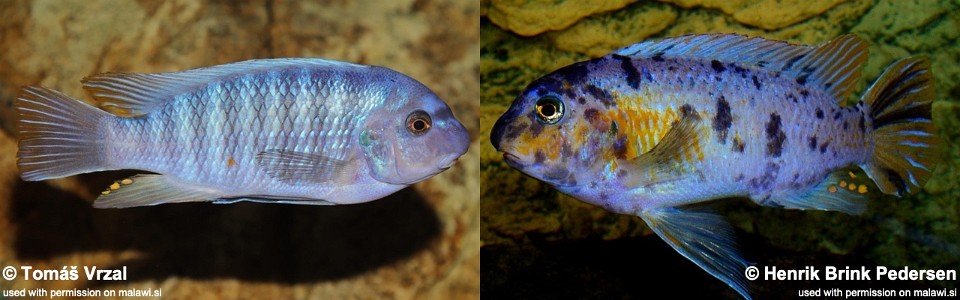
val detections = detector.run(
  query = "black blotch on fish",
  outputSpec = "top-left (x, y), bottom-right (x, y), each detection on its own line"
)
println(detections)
top-left (612, 136), bottom-right (628, 159)
top-left (758, 60), bottom-right (768, 68)
top-left (808, 136), bottom-right (817, 151)
top-left (816, 108), bottom-right (824, 119)
top-left (824, 82), bottom-right (833, 89)
top-left (612, 54), bottom-right (642, 89)
top-left (584, 84), bottom-right (615, 107)
top-left (819, 141), bottom-right (829, 154)
top-left (711, 60), bottom-right (726, 73)
top-left (584, 108), bottom-right (602, 126)
top-left (884, 168), bottom-right (907, 195)
top-left (783, 54), bottom-right (806, 71)
top-left (833, 111), bottom-right (842, 120)
top-left (652, 52), bottom-right (665, 62)
top-left (534, 150), bottom-right (546, 165)
top-left (713, 96), bottom-right (732, 144)
top-left (680, 104), bottom-right (698, 120)
top-left (765, 113), bottom-right (786, 157)
top-left (843, 121), bottom-right (849, 130)
top-left (526, 113), bottom-right (545, 137)
top-left (578, 96), bottom-right (586, 104)
top-left (787, 93), bottom-right (798, 103)
top-left (752, 75), bottom-right (762, 90)
top-left (796, 73), bottom-right (809, 85)
top-left (561, 143), bottom-right (574, 158)
top-left (503, 122), bottom-right (526, 141)
top-left (800, 89), bottom-right (809, 98)
top-left (556, 61), bottom-right (591, 85)
top-left (608, 121), bottom-right (619, 136)
top-left (733, 65), bottom-right (748, 78)
top-left (732, 136), bottom-right (745, 153)
top-left (734, 173), bottom-right (745, 182)
top-left (748, 162), bottom-right (780, 190)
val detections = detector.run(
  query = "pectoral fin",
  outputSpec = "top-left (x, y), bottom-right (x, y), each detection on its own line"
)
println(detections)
top-left (641, 207), bottom-right (751, 299)
top-left (618, 112), bottom-right (705, 187)
top-left (256, 150), bottom-right (351, 185)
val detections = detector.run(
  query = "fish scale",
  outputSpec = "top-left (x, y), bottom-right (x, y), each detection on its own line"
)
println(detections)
top-left (18, 58), bottom-right (470, 208)
top-left (491, 34), bottom-right (938, 299)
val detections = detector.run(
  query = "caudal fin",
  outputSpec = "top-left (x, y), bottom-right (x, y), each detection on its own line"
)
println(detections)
top-left (17, 86), bottom-right (113, 181)
top-left (860, 57), bottom-right (938, 196)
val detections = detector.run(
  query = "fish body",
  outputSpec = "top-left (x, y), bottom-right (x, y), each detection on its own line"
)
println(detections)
top-left (19, 58), bottom-right (470, 208)
top-left (490, 34), bottom-right (938, 299)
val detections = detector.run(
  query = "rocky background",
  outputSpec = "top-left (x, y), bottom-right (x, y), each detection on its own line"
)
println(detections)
top-left (0, 0), bottom-right (479, 299)
top-left (482, 0), bottom-right (959, 298)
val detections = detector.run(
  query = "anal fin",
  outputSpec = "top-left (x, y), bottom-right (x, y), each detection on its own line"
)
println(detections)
top-left (641, 207), bottom-right (750, 299)
top-left (94, 175), bottom-right (220, 208)
top-left (764, 169), bottom-right (868, 215)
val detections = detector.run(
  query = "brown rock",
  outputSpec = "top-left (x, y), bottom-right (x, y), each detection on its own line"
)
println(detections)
top-left (658, 0), bottom-right (844, 30)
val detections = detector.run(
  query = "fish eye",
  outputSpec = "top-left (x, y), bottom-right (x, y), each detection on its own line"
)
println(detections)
top-left (406, 110), bottom-right (431, 135)
top-left (535, 96), bottom-right (564, 124)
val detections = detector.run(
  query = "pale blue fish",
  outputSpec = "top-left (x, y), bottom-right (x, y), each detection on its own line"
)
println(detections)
top-left (18, 58), bottom-right (470, 208)
top-left (490, 34), bottom-right (938, 298)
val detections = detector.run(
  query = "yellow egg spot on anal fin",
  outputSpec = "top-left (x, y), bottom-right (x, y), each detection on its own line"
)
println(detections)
top-left (848, 171), bottom-right (856, 179)
top-left (848, 183), bottom-right (857, 191)
top-left (858, 185), bottom-right (868, 194)
top-left (101, 190), bottom-right (110, 195)
top-left (121, 178), bottom-right (133, 185)
top-left (110, 182), bottom-right (120, 190)
top-left (828, 185), bottom-right (837, 193)
top-left (839, 180), bottom-right (847, 188)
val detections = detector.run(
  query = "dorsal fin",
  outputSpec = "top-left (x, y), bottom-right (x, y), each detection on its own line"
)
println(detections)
top-left (81, 58), bottom-right (367, 116)
top-left (614, 34), bottom-right (868, 102)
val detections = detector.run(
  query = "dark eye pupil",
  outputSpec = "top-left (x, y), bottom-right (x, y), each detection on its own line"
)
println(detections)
top-left (540, 104), bottom-right (556, 117)
top-left (405, 110), bottom-right (432, 135)
top-left (534, 96), bottom-right (564, 124)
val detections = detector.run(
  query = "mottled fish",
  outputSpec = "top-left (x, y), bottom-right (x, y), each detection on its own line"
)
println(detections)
top-left (490, 34), bottom-right (938, 298)
top-left (19, 58), bottom-right (470, 208)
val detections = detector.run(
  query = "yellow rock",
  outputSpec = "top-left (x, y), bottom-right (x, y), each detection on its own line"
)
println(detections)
top-left (658, 0), bottom-right (844, 30)
top-left (548, 2), bottom-right (678, 57)
top-left (487, 0), bottom-right (640, 36)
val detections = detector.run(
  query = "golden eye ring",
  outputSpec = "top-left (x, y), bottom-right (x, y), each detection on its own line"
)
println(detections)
top-left (535, 96), bottom-right (564, 124)
top-left (406, 110), bottom-right (432, 135)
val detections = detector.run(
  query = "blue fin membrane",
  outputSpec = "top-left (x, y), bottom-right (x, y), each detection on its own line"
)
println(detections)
top-left (764, 169), bottom-right (868, 215)
top-left (614, 34), bottom-right (867, 102)
top-left (859, 57), bottom-right (938, 196)
top-left (641, 207), bottom-right (751, 299)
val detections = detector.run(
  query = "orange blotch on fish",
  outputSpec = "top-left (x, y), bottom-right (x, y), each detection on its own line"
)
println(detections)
top-left (839, 180), bottom-right (847, 188)
top-left (228, 157), bottom-right (237, 167)
top-left (828, 185), bottom-right (838, 193)
top-left (848, 183), bottom-right (857, 191)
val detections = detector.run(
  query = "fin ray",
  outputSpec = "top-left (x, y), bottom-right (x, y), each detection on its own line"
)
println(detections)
top-left (642, 207), bottom-right (751, 299)
top-left (17, 87), bottom-right (113, 181)
top-left (860, 57), bottom-right (938, 196)
top-left (256, 149), bottom-right (351, 185)
top-left (94, 175), bottom-right (220, 208)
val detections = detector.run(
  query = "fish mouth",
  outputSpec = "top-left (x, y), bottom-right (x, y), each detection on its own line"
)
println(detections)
top-left (501, 152), bottom-right (524, 169)
top-left (437, 153), bottom-right (460, 170)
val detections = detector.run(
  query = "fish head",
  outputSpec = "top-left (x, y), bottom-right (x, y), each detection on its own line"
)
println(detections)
top-left (490, 64), bottom-right (622, 190)
top-left (359, 76), bottom-right (470, 185)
